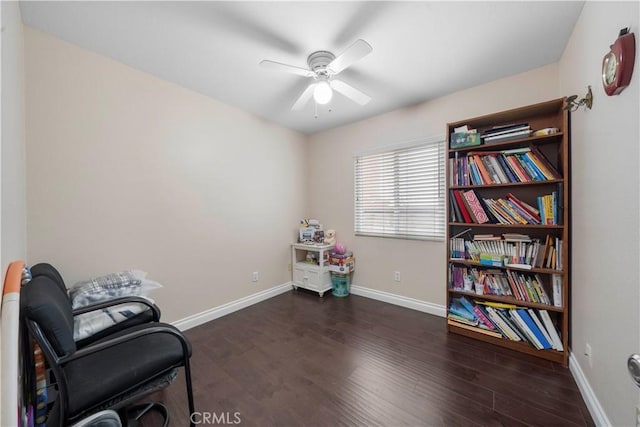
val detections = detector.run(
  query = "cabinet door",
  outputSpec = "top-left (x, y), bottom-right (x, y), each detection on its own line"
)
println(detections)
top-left (293, 266), bottom-right (306, 284)
top-left (307, 270), bottom-right (332, 289)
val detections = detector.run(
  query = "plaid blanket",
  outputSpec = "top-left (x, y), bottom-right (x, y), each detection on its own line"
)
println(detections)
top-left (69, 271), bottom-right (143, 309)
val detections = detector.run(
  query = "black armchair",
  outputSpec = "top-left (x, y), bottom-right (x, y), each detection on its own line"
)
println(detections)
top-left (29, 263), bottom-right (160, 348)
top-left (21, 275), bottom-right (195, 426)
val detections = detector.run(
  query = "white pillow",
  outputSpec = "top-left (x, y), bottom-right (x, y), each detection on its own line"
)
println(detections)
top-left (69, 270), bottom-right (162, 309)
top-left (73, 299), bottom-right (153, 341)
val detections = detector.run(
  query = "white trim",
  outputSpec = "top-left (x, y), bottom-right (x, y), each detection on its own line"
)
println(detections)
top-left (569, 351), bottom-right (611, 427)
top-left (353, 134), bottom-right (445, 158)
top-left (172, 282), bottom-right (293, 331)
top-left (349, 284), bottom-right (446, 317)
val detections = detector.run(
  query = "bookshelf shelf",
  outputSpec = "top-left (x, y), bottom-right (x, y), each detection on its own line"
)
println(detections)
top-left (446, 98), bottom-right (570, 367)
top-left (448, 323), bottom-right (565, 364)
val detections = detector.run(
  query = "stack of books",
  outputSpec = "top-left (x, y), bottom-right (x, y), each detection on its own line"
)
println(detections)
top-left (447, 297), bottom-right (564, 351)
top-left (481, 123), bottom-right (532, 143)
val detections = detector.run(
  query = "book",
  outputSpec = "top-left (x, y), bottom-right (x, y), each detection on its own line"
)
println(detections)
top-left (476, 301), bottom-right (519, 309)
top-left (447, 313), bottom-right (479, 326)
top-left (473, 234), bottom-right (500, 240)
top-left (484, 129), bottom-right (533, 143)
top-left (493, 155), bottom-right (515, 183)
top-left (470, 155), bottom-right (492, 184)
top-left (447, 319), bottom-right (503, 339)
top-left (463, 190), bottom-right (490, 224)
top-left (481, 123), bottom-right (529, 137)
top-left (502, 233), bottom-right (531, 241)
top-left (486, 154), bottom-right (510, 183)
top-left (552, 274), bottom-right (562, 307)
top-left (532, 274), bottom-right (551, 305)
top-left (495, 309), bottom-right (527, 342)
top-left (517, 309), bottom-right (552, 349)
top-left (504, 155), bottom-right (530, 182)
top-left (516, 154), bottom-right (544, 181)
top-left (496, 199), bottom-right (528, 224)
top-left (509, 310), bottom-right (543, 349)
top-left (450, 197), bottom-right (462, 222)
top-left (530, 146), bottom-right (561, 179)
top-left (452, 190), bottom-right (473, 223)
top-left (556, 183), bottom-right (564, 225)
top-left (467, 156), bottom-right (482, 185)
top-left (527, 309), bottom-right (555, 349)
top-left (482, 125), bottom-right (531, 139)
top-left (481, 156), bottom-right (501, 183)
top-left (449, 300), bottom-right (476, 321)
top-left (505, 263), bottom-right (532, 270)
top-left (472, 305), bottom-right (497, 330)
top-left (485, 306), bottom-right (521, 341)
top-left (460, 191), bottom-right (479, 223)
top-left (506, 193), bottom-right (541, 222)
top-left (539, 310), bottom-right (563, 351)
top-left (532, 127), bottom-right (559, 137)
top-left (535, 235), bottom-right (551, 268)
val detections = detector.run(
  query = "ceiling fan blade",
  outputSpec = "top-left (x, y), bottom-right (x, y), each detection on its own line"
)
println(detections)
top-left (260, 60), bottom-right (314, 77)
top-left (292, 83), bottom-right (316, 110)
top-left (330, 79), bottom-right (371, 105)
top-left (327, 39), bottom-right (373, 75)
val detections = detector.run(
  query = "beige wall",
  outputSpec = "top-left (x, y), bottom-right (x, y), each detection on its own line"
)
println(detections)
top-left (1, 1), bottom-right (27, 274)
top-left (24, 27), bottom-right (307, 322)
top-left (308, 64), bottom-right (560, 304)
top-left (558, 2), bottom-right (639, 425)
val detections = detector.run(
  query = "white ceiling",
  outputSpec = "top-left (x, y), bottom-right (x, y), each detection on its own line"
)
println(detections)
top-left (20, 1), bottom-right (584, 135)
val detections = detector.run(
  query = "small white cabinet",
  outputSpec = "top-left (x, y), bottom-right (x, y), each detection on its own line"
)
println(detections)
top-left (291, 243), bottom-right (334, 297)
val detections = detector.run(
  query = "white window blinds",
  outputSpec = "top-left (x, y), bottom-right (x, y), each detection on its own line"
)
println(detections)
top-left (354, 138), bottom-right (445, 241)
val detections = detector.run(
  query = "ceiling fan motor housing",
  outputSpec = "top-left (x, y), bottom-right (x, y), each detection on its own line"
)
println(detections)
top-left (307, 51), bottom-right (335, 77)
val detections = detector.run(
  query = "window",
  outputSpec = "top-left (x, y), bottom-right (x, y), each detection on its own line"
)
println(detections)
top-left (354, 137), bottom-right (445, 241)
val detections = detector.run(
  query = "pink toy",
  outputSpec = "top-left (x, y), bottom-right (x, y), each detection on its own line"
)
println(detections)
top-left (334, 242), bottom-right (347, 255)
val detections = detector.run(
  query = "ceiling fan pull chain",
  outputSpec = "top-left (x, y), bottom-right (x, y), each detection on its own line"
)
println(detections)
top-left (314, 101), bottom-right (318, 119)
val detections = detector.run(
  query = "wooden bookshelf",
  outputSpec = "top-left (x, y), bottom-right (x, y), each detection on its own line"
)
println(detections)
top-left (446, 98), bottom-right (570, 367)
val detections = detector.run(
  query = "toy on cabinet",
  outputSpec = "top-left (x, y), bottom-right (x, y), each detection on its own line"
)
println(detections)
top-left (324, 229), bottom-right (336, 245)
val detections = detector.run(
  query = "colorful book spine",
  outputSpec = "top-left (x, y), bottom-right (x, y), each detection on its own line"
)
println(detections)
top-left (473, 306), bottom-right (496, 330)
top-left (463, 190), bottom-right (489, 224)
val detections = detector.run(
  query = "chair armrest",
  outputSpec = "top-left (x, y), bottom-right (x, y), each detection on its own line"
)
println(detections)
top-left (60, 323), bottom-right (190, 364)
top-left (72, 296), bottom-right (161, 321)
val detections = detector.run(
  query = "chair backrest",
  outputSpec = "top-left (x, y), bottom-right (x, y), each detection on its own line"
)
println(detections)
top-left (21, 275), bottom-right (76, 357)
top-left (30, 262), bottom-right (68, 295)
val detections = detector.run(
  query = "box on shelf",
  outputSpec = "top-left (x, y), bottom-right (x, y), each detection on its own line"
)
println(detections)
top-left (328, 256), bottom-right (355, 274)
top-left (450, 132), bottom-right (481, 149)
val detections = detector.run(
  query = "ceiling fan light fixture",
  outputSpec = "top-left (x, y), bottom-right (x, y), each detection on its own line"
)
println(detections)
top-left (313, 81), bottom-right (333, 104)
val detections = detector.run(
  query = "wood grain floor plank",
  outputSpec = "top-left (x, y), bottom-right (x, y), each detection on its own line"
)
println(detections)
top-left (143, 292), bottom-right (593, 426)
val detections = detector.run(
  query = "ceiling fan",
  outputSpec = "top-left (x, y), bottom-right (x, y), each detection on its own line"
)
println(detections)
top-left (260, 39), bottom-right (373, 110)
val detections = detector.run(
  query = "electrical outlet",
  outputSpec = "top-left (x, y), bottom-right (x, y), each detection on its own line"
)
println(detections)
top-left (252, 272), bottom-right (259, 282)
top-left (287, 263), bottom-right (292, 272)
top-left (394, 271), bottom-right (401, 282)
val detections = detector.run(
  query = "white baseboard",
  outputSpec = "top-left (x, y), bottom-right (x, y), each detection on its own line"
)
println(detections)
top-left (350, 284), bottom-right (446, 317)
top-left (172, 282), bottom-right (293, 331)
top-left (569, 351), bottom-right (611, 426)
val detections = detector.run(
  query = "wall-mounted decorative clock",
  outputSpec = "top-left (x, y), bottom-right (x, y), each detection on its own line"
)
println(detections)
top-left (602, 28), bottom-right (636, 96)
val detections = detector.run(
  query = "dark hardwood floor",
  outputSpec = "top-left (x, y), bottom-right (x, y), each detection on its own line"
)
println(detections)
top-left (148, 290), bottom-right (594, 426)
